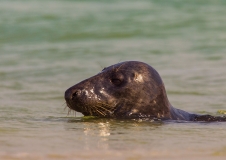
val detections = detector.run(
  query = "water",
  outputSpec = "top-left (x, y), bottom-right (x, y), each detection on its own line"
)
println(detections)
top-left (1, 0), bottom-right (226, 159)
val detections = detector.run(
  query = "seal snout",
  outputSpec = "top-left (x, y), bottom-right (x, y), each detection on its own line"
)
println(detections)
top-left (64, 88), bottom-right (82, 101)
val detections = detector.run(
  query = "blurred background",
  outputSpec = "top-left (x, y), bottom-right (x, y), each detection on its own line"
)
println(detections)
top-left (1, 0), bottom-right (226, 159)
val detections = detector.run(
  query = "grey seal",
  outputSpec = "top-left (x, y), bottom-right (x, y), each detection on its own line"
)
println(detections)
top-left (65, 61), bottom-right (226, 122)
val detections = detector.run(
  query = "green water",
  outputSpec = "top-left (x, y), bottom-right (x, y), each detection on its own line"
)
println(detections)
top-left (1, 0), bottom-right (226, 159)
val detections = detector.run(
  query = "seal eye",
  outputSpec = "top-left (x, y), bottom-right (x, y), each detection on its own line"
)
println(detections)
top-left (111, 78), bottom-right (122, 86)
top-left (111, 72), bottom-right (124, 86)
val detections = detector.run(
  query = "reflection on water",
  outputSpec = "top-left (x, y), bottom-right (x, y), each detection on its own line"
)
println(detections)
top-left (97, 122), bottom-right (110, 150)
top-left (65, 117), bottom-right (164, 150)
top-left (60, 117), bottom-right (226, 160)
top-left (81, 119), bottom-right (111, 150)
top-left (98, 122), bottom-right (111, 137)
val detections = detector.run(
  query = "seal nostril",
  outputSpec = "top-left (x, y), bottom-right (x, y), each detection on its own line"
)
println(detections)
top-left (72, 90), bottom-right (81, 100)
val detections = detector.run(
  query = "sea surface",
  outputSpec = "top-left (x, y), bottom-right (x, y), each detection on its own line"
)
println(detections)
top-left (1, 0), bottom-right (226, 159)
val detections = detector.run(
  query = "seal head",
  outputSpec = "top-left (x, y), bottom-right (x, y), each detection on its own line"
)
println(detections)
top-left (65, 61), bottom-right (226, 122)
top-left (65, 61), bottom-right (171, 119)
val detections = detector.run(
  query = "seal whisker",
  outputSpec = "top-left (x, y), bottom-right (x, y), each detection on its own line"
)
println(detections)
top-left (94, 104), bottom-right (115, 115)
top-left (88, 105), bottom-right (106, 117)
top-left (96, 102), bottom-right (115, 111)
top-left (90, 105), bottom-right (99, 116)
top-left (88, 105), bottom-right (98, 116)
top-left (115, 63), bottom-right (126, 72)
top-left (65, 102), bottom-right (71, 112)
top-left (64, 101), bottom-right (77, 117)
top-left (65, 101), bottom-right (72, 110)
top-left (64, 104), bottom-right (68, 111)
top-left (62, 102), bottom-right (66, 107)
top-left (96, 107), bottom-right (107, 117)
top-left (67, 109), bottom-right (72, 115)
top-left (95, 108), bottom-right (106, 116)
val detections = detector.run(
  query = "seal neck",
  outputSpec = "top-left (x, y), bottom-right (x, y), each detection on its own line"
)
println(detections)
top-left (169, 105), bottom-right (192, 121)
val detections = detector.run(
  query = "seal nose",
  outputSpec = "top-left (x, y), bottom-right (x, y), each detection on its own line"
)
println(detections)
top-left (71, 89), bottom-right (82, 100)
top-left (64, 89), bottom-right (82, 101)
